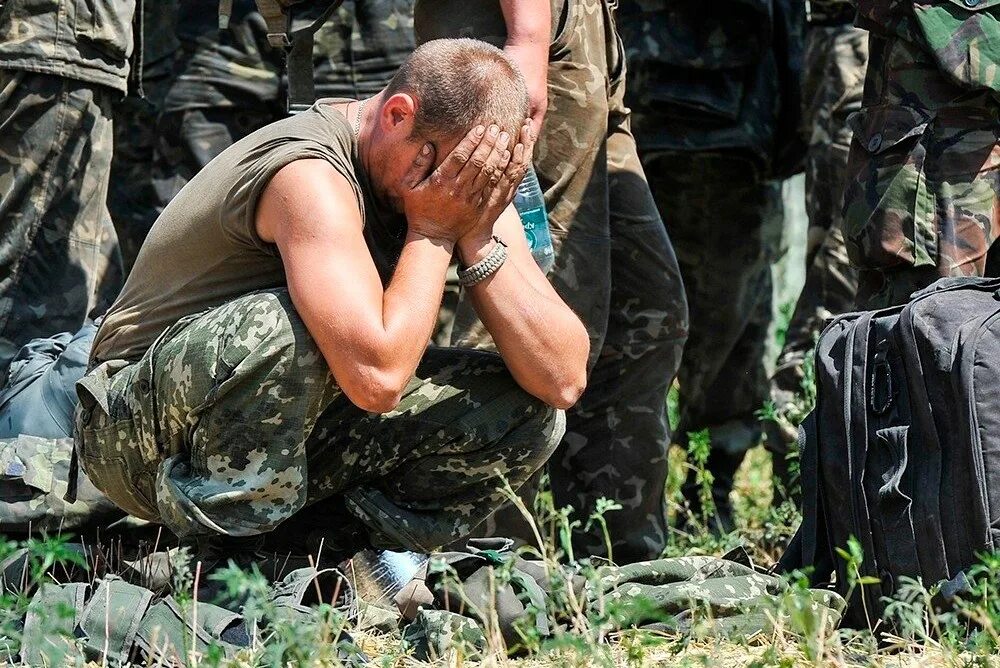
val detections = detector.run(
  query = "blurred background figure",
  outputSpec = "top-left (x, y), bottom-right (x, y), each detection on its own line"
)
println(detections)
top-left (619, 0), bottom-right (806, 534)
top-left (763, 1), bottom-right (866, 500)
top-left (108, 0), bottom-right (180, 271)
top-left (0, 0), bottom-right (135, 380)
top-left (843, 0), bottom-right (1000, 309)
top-left (109, 0), bottom-right (414, 269)
top-left (415, 0), bottom-right (689, 563)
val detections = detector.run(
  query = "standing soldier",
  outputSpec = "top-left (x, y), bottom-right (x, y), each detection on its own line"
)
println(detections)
top-left (619, 0), bottom-right (805, 533)
top-left (842, 0), bottom-right (1000, 308)
top-left (108, 0), bottom-right (180, 270)
top-left (0, 0), bottom-right (134, 379)
top-left (150, 0), bottom-right (414, 219)
top-left (765, 1), bottom-right (866, 495)
top-left (415, 0), bottom-right (690, 563)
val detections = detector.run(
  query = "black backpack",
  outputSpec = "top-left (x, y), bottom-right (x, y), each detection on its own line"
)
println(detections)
top-left (780, 276), bottom-right (1000, 628)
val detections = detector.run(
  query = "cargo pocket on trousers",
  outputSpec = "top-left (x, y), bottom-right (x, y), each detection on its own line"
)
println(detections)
top-left (77, 417), bottom-right (158, 522)
top-left (843, 105), bottom-right (936, 271)
top-left (873, 425), bottom-right (921, 579)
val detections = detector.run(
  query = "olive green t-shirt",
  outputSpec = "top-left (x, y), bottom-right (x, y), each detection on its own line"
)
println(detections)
top-left (92, 102), bottom-right (405, 363)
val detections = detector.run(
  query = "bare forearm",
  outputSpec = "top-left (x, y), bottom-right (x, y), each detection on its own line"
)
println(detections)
top-left (500, 0), bottom-right (550, 44)
top-left (461, 250), bottom-right (589, 409)
top-left (369, 231), bottom-right (454, 379)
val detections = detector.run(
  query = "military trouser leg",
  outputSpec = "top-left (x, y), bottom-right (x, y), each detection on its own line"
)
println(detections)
top-left (766, 25), bottom-right (865, 478)
top-left (648, 152), bottom-right (780, 454)
top-left (546, 78), bottom-right (687, 563)
top-left (76, 290), bottom-right (563, 552)
top-left (151, 107), bottom-right (278, 213)
top-left (109, 74), bottom-right (174, 272)
top-left (0, 70), bottom-right (123, 379)
top-left (417, 0), bottom-right (688, 562)
top-left (646, 151), bottom-right (781, 529)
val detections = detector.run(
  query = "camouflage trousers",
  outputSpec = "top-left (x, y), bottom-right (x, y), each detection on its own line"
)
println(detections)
top-left (765, 24), bottom-right (865, 458)
top-left (415, 0), bottom-right (689, 562)
top-left (843, 34), bottom-right (1000, 309)
top-left (646, 152), bottom-right (782, 457)
top-left (75, 290), bottom-right (564, 552)
top-left (0, 70), bottom-right (123, 380)
top-left (108, 74), bottom-right (174, 271)
top-left (644, 152), bottom-right (782, 529)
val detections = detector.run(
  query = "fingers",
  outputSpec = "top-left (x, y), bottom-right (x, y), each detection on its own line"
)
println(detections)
top-left (435, 124), bottom-right (486, 179)
top-left (517, 118), bottom-right (535, 165)
top-left (467, 127), bottom-right (513, 195)
top-left (482, 124), bottom-right (531, 211)
top-left (403, 142), bottom-right (436, 190)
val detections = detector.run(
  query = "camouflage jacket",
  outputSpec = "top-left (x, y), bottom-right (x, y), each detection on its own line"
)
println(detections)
top-left (0, 0), bottom-right (135, 93)
top-left (619, 0), bottom-right (806, 178)
top-left (855, 0), bottom-right (1000, 97)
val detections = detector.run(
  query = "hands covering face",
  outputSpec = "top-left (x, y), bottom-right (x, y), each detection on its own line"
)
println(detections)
top-left (400, 119), bottom-right (535, 244)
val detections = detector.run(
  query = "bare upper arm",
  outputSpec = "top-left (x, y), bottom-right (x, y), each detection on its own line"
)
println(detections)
top-left (254, 159), bottom-right (386, 369)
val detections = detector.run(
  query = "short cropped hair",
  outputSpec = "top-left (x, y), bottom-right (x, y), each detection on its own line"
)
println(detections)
top-left (384, 38), bottom-right (530, 143)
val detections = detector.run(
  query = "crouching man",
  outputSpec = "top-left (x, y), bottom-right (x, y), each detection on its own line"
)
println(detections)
top-left (74, 39), bottom-right (590, 554)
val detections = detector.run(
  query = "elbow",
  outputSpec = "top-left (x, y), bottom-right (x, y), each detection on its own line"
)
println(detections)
top-left (342, 369), bottom-right (406, 414)
top-left (351, 387), bottom-right (403, 414)
top-left (547, 383), bottom-right (585, 410)
top-left (543, 329), bottom-right (589, 409)
top-left (545, 368), bottom-right (587, 410)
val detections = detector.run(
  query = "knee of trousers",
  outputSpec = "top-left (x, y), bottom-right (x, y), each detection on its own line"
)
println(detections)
top-left (209, 289), bottom-right (328, 380)
top-left (506, 397), bottom-right (566, 486)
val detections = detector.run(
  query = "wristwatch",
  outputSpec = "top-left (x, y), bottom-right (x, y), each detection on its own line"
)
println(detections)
top-left (458, 236), bottom-right (508, 287)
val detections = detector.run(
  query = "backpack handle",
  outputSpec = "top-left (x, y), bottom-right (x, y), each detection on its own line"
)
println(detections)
top-left (870, 351), bottom-right (895, 415)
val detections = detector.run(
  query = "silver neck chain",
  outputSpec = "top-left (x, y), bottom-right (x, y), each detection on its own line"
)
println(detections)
top-left (353, 98), bottom-right (368, 138)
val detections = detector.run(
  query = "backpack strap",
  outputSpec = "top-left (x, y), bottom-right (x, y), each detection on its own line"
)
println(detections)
top-left (284, 0), bottom-right (345, 113)
top-left (218, 0), bottom-right (343, 113)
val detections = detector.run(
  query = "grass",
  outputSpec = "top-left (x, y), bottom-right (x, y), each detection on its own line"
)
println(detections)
top-left (3, 325), bottom-right (999, 666)
top-left (5, 445), bottom-right (1000, 667)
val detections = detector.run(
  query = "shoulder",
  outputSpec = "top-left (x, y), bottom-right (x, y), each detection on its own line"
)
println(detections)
top-left (256, 158), bottom-right (364, 245)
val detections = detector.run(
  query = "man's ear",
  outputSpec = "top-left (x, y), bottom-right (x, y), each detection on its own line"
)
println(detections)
top-left (381, 92), bottom-right (417, 134)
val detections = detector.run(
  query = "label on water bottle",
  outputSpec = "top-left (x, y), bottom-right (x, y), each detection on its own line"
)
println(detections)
top-left (519, 206), bottom-right (548, 249)
top-left (515, 167), bottom-right (555, 273)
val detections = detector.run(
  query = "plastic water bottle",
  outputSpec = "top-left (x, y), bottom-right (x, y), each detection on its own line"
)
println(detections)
top-left (514, 166), bottom-right (555, 273)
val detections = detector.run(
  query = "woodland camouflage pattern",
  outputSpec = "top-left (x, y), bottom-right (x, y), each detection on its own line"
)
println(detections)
top-left (76, 289), bottom-right (563, 552)
top-left (0, 71), bottom-right (123, 378)
top-left (766, 24), bottom-right (866, 457)
top-left (415, 0), bottom-right (689, 563)
top-left (147, 0), bottom-right (413, 240)
top-left (0, 0), bottom-right (136, 93)
top-left (844, 0), bottom-right (1000, 308)
top-left (619, 0), bottom-right (801, 526)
